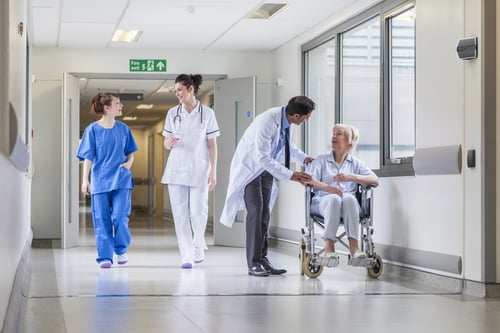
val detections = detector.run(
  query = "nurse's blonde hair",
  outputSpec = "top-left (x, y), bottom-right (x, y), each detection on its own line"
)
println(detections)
top-left (334, 123), bottom-right (359, 153)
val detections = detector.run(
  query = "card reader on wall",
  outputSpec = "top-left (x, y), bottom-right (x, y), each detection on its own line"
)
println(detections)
top-left (467, 149), bottom-right (476, 168)
top-left (456, 37), bottom-right (478, 60)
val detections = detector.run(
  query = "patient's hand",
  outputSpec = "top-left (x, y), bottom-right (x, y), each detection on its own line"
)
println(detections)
top-left (302, 176), bottom-right (318, 187)
top-left (305, 177), bottom-right (343, 196)
top-left (333, 173), bottom-right (352, 183)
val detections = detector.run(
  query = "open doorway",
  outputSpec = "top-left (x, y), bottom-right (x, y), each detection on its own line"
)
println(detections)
top-left (72, 73), bottom-right (224, 245)
top-left (63, 73), bottom-right (255, 250)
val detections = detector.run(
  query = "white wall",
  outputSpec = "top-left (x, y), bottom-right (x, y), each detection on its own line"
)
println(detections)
top-left (271, 0), bottom-right (489, 282)
top-left (31, 48), bottom-right (274, 239)
top-left (31, 81), bottom-right (62, 237)
top-left (0, 0), bottom-right (33, 329)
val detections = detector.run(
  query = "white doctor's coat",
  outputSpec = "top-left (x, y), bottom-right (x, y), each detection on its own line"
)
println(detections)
top-left (219, 106), bottom-right (307, 227)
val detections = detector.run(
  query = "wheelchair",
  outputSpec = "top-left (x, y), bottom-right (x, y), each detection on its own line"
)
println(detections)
top-left (299, 184), bottom-right (383, 279)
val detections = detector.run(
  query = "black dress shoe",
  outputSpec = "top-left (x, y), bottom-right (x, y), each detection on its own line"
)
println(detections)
top-left (248, 264), bottom-right (270, 277)
top-left (260, 257), bottom-right (287, 275)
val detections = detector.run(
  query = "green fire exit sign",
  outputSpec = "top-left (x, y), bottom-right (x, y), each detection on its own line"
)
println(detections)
top-left (129, 59), bottom-right (167, 72)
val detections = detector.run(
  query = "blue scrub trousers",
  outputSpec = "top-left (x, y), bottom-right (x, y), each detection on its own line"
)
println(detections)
top-left (91, 189), bottom-right (132, 264)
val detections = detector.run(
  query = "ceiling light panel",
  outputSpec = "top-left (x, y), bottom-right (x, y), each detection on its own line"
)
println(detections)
top-left (247, 3), bottom-right (288, 19)
top-left (136, 104), bottom-right (154, 110)
top-left (112, 30), bottom-right (143, 43)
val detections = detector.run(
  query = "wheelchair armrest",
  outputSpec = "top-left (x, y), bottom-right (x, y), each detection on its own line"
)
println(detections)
top-left (356, 184), bottom-right (374, 219)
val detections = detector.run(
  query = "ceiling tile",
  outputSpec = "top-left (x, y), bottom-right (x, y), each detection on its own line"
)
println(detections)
top-left (58, 23), bottom-right (116, 47)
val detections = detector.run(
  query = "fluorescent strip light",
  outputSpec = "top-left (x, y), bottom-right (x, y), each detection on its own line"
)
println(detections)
top-left (248, 3), bottom-right (288, 19)
top-left (123, 116), bottom-right (137, 120)
top-left (136, 104), bottom-right (154, 109)
top-left (156, 85), bottom-right (175, 93)
top-left (112, 30), bottom-right (143, 43)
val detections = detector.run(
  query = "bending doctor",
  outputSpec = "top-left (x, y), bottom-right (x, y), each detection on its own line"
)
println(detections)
top-left (220, 96), bottom-right (315, 277)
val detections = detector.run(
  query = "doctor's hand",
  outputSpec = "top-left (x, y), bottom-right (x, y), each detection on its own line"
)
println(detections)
top-left (291, 172), bottom-right (312, 185)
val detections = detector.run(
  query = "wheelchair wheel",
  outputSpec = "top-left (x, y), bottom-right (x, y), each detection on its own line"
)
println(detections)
top-left (303, 254), bottom-right (323, 278)
top-left (299, 239), bottom-right (306, 276)
top-left (367, 254), bottom-right (383, 279)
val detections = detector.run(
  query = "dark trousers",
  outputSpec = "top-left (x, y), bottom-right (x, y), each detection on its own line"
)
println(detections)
top-left (244, 171), bottom-right (273, 268)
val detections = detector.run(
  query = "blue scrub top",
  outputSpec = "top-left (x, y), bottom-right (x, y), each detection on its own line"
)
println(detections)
top-left (77, 121), bottom-right (138, 194)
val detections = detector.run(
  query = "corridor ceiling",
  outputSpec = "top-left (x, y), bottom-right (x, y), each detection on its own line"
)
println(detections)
top-left (30, 0), bottom-right (372, 129)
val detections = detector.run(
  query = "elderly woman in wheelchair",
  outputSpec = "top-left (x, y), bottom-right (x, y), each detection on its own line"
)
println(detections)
top-left (300, 123), bottom-right (381, 278)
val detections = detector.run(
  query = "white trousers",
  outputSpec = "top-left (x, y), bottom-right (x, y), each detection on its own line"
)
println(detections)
top-left (310, 193), bottom-right (360, 243)
top-left (168, 184), bottom-right (209, 264)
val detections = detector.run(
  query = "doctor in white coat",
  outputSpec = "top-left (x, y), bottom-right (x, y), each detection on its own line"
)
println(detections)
top-left (220, 96), bottom-right (315, 277)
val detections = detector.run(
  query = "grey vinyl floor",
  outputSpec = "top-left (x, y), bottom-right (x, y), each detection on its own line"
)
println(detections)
top-left (18, 211), bottom-right (500, 333)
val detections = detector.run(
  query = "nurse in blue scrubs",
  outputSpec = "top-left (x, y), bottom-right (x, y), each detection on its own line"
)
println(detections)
top-left (77, 92), bottom-right (138, 269)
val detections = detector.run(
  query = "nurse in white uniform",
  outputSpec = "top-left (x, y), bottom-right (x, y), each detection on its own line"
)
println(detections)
top-left (161, 74), bottom-right (220, 269)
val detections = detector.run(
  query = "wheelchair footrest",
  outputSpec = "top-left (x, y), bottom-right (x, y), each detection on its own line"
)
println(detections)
top-left (348, 256), bottom-right (377, 267)
top-left (315, 254), bottom-right (340, 268)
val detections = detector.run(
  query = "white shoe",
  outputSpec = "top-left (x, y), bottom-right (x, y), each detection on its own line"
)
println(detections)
top-left (323, 252), bottom-right (337, 258)
top-left (99, 260), bottom-right (112, 268)
top-left (353, 250), bottom-right (367, 259)
top-left (117, 253), bottom-right (128, 265)
top-left (193, 247), bottom-right (205, 263)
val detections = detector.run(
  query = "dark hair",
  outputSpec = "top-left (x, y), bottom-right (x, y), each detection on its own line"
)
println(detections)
top-left (90, 92), bottom-right (117, 115)
top-left (285, 96), bottom-right (315, 116)
top-left (175, 74), bottom-right (203, 95)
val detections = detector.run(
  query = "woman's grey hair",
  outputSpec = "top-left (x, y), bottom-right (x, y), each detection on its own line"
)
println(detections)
top-left (334, 123), bottom-right (359, 152)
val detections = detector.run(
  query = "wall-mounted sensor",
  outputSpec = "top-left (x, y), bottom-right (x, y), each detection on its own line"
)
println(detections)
top-left (467, 149), bottom-right (476, 168)
top-left (456, 37), bottom-right (477, 60)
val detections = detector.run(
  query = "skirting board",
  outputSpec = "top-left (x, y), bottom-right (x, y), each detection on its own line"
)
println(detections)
top-left (270, 226), bottom-right (462, 275)
top-left (270, 226), bottom-right (500, 297)
top-left (2, 229), bottom-right (33, 333)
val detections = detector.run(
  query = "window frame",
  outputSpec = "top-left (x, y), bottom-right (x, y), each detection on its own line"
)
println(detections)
top-left (381, 1), bottom-right (416, 177)
top-left (301, 0), bottom-right (416, 177)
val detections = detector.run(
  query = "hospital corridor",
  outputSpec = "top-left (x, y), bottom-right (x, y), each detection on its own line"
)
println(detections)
top-left (2, 0), bottom-right (500, 332)
top-left (17, 210), bottom-right (500, 333)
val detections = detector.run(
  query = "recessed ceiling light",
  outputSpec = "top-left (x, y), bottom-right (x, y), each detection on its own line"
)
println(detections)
top-left (112, 30), bottom-right (143, 43)
top-left (247, 3), bottom-right (288, 19)
top-left (137, 104), bottom-right (154, 109)
top-left (156, 85), bottom-right (175, 93)
top-left (123, 116), bottom-right (137, 120)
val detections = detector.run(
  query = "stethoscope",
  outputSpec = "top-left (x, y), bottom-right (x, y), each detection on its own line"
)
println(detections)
top-left (173, 102), bottom-right (203, 133)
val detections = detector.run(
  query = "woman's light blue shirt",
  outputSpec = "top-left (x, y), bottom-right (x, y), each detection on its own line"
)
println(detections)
top-left (307, 151), bottom-right (375, 198)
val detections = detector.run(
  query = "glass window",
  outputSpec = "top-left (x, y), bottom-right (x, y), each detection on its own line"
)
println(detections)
top-left (302, 0), bottom-right (415, 176)
top-left (304, 38), bottom-right (336, 158)
top-left (340, 16), bottom-right (380, 170)
top-left (387, 6), bottom-right (415, 163)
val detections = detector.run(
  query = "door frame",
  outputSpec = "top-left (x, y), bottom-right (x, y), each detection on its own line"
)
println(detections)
top-left (61, 72), bottom-right (227, 248)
